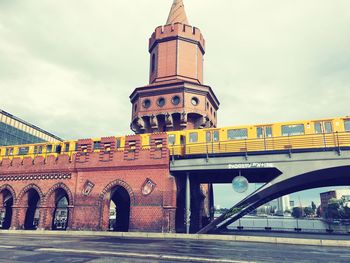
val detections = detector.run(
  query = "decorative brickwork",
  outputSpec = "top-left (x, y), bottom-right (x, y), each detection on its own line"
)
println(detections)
top-left (0, 134), bottom-right (175, 232)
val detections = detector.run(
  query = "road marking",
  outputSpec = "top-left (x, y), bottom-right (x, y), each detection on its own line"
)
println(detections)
top-left (0, 245), bottom-right (16, 249)
top-left (37, 248), bottom-right (255, 263)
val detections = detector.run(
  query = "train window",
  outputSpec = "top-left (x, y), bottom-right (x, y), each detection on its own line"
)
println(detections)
top-left (55, 145), bottom-right (62, 154)
top-left (46, 145), bottom-right (53, 153)
top-left (314, 123), bottom-right (322, 134)
top-left (213, 131), bottom-right (219, 142)
top-left (6, 148), bottom-right (13, 156)
top-left (94, 141), bottom-right (101, 150)
top-left (116, 138), bottom-right (121, 148)
top-left (344, 120), bottom-right (350, 132)
top-left (18, 147), bottom-right (29, 155)
top-left (168, 134), bottom-right (176, 145)
top-left (189, 132), bottom-right (198, 143)
top-left (228, 129), bottom-right (248, 140)
top-left (34, 146), bottom-right (43, 154)
top-left (281, 124), bottom-right (305, 136)
top-left (65, 143), bottom-right (70, 152)
top-left (206, 132), bottom-right (211, 142)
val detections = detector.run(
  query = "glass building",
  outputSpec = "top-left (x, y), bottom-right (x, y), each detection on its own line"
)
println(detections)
top-left (0, 109), bottom-right (62, 146)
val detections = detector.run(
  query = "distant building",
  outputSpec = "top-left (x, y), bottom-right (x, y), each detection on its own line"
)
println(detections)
top-left (320, 189), bottom-right (350, 216)
top-left (256, 195), bottom-right (291, 216)
top-left (0, 109), bottom-right (62, 146)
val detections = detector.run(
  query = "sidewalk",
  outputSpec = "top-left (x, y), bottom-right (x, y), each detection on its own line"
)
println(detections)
top-left (1, 229), bottom-right (350, 248)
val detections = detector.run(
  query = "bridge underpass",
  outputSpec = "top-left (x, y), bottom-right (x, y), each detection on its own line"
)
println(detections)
top-left (170, 148), bottom-right (350, 234)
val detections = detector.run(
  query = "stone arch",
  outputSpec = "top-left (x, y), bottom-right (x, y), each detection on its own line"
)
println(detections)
top-left (98, 179), bottom-right (135, 231)
top-left (0, 184), bottom-right (16, 201)
top-left (43, 183), bottom-right (73, 231)
top-left (16, 184), bottom-right (44, 206)
top-left (0, 184), bottom-right (16, 229)
top-left (99, 179), bottom-right (135, 205)
top-left (44, 183), bottom-right (74, 206)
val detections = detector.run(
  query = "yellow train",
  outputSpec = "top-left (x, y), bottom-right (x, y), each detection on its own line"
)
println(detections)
top-left (1, 116), bottom-right (350, 160)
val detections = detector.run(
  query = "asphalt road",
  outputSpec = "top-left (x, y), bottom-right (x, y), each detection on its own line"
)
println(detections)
top-left (0, 233), bottom-right (349, 263)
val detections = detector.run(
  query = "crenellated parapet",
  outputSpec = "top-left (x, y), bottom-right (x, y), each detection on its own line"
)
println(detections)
top-left (149, 23), bottom-right (205, 53)
top-left (0, 134), bottom-right (169, 175)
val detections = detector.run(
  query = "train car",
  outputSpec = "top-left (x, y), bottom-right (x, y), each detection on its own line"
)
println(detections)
top-left (180, 116), bottom-right (350, 156)
top-left (0, 116), bottom-right (349, 161)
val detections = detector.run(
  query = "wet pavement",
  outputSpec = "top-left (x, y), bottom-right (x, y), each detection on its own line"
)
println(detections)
top-left (0, 232), bottom-right (349, 262)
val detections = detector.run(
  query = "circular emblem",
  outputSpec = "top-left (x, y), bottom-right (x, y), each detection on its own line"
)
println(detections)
top-left (232, 176), bottom-right (249, 193)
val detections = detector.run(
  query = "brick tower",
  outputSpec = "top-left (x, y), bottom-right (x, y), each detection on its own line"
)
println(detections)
top-left (130, 0), bottom-right (220, 134)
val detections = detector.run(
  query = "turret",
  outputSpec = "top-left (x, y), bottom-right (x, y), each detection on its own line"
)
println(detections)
top-left (130, 0), bottom-right (219, 134)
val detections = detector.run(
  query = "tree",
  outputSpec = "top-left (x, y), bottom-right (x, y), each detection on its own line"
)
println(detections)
top-left (311, 202), bottom-right (317, 213)
top-left (325, 198), bottom-right (342, 220)
top-left (316, 205), bottom-right (322, 218)
top-left (304, 207), bottom-right (314, 217)
top-left (292, 207), bottom-right (303, 218)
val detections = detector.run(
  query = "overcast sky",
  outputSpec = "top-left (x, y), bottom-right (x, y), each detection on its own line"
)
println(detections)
top-left (1, 0), bottom-right (350, 208)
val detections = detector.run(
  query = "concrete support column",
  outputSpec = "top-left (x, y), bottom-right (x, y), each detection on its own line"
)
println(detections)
top-left (185, 172), bottom-right (191, 234)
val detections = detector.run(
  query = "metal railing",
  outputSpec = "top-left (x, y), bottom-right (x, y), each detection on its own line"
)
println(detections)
top-left (0, 132), bottom-right (349, 162)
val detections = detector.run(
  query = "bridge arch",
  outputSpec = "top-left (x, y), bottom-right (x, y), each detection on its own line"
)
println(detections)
top-left (99, 179), bottom-right (135, 232)
top-left (214, 165), bottom-right (350, 232)
top-left (0, 185), bottom-right (16, 229)
top-left (45, 183), bottom-right (74, 230)
top-left (17, 184), bottom-right (44, 230)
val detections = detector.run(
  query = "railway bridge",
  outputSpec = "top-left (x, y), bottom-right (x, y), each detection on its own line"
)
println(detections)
top-left (170, 146), bottom-right (350, 234)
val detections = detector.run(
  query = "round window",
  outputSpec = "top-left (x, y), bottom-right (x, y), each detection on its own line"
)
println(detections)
top-left (191, 97), bottom-right (199, 106)
top-left (157, 97), bottom-right (166, 107)
top-left (172, 96), bottom-right (181, 105)
top-left (142, 99), bottom-right (151, 108)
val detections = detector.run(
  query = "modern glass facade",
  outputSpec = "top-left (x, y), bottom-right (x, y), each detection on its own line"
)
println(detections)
top-left (0, 110), bottom-right (62, 146)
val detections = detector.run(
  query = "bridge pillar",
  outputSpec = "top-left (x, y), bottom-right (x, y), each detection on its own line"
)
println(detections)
top-left (185, 172), bottom-right (191, 234)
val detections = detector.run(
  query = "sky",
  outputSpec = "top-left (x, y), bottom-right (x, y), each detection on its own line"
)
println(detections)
top-left (1, 0), bottom-right (350, 208)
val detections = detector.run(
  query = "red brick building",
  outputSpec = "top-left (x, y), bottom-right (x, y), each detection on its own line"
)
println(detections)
top-left (0, 0), bottom-right (218, 233)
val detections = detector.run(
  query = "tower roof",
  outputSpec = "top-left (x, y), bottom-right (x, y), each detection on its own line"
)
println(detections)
top-left (166, 0), bottom-right (189, 25)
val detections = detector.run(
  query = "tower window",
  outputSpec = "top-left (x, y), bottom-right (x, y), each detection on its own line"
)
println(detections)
top-left (191, 97), bottom-right (199, 106)
top-left (151, 54), bottom-right (156, 73)
top-left (157, 97), bottom-right (166, 107)
top-left (142, 99), bottom-right (151, 109)
top-left (172, 95), bottom-right (181, 105)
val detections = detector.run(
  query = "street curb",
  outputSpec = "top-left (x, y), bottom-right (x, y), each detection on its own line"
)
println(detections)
top-left (1, 230), bottom-right (350, 247)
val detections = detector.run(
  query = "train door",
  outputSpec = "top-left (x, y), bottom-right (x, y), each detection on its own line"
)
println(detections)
top-left (206, 130), bottom-right (220, 153)
top-left (314, 121), bottom-right (333, 147)
top-left (314, 121), bottom-right (333, 134)
top-left (257, 126), bottom-right (273, 150)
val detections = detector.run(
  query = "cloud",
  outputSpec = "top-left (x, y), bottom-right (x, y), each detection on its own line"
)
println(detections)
top-left (1, 0), bottom-right (350, 208)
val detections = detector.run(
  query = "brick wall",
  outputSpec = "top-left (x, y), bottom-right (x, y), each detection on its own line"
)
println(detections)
top-left (0, 133), bottom-right (176, 232)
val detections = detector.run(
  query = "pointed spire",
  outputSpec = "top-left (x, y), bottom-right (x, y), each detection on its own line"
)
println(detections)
top-left (166, 0), bottom-right (189, 25)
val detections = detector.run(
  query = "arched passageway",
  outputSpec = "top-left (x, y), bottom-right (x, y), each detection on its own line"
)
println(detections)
top-left (24, 189), bottom-right (40, 230)
top-left (0, 189), bottom-right (14, 229)
top-left (51, 188), bottom-right (69, 231)
top-left (109, 186), bottom-right (130, 232)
